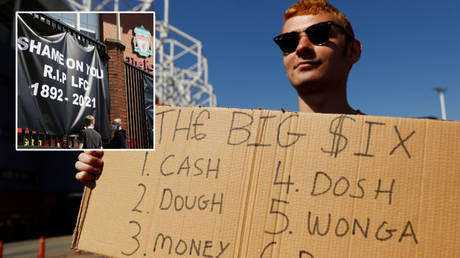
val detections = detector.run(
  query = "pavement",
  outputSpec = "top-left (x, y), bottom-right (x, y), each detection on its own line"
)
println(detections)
top-left (1, 235), bottom-right (104, 258)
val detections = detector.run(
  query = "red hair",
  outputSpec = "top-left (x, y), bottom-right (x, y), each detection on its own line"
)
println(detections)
top-left (284, 0), bottom-right (355, 38)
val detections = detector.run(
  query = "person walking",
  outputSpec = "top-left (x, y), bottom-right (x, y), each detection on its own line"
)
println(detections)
top-left (78, 115), bottom-right (103, 149)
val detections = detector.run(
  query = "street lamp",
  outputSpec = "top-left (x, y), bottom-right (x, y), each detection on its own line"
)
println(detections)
top-left (433, 88), bottom-right (447, 120)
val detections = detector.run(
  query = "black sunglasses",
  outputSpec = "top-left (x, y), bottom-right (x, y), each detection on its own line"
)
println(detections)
top-left (273, 21), bottom-right (353, 54)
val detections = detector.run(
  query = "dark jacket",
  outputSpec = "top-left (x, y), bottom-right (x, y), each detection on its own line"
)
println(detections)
top-left (107, 129), bottom-right (126, 148)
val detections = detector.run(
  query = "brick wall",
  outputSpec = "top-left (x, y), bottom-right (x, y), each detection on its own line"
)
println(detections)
top-left (105, 38), bottom-right (128, 146)
top-left (101, 13), bottom-right (154, 148)
top-left (100, 13), bottom-right (154, 72)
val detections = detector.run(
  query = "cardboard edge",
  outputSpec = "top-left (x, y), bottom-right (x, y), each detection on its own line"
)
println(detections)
top-left (71, 185), bottom-right (93, 249)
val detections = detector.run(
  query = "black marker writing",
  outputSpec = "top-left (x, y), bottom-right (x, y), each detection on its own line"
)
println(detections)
top-left (248, 115), bottom-right (276, 147)
top-left (277, 114), bottom-right (306, 148)
top-left (227, 111), bottom-right (253, 146)
top-left (155, 108), bottom-right (175, 144)
top-left (321, 115), bottom-right (356, 158)
top-left (389, 126), bottom-right (415, 158)
top-left (354, 121), bottom-right (385, 157)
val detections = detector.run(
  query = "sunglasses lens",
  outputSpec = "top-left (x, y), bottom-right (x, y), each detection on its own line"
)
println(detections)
top-left (306, 23), bottom-right (331, 45)
top-left (274, 22), bottom-right (333, 54)
top-left (275, 32), bottom-right (299, 54)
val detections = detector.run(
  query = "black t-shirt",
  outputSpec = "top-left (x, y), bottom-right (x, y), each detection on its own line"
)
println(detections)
top-left (79, 127), bottom-right (102, 149)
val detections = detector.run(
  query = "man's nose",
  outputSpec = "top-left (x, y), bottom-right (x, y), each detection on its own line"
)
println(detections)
top-left (295, 33), bottom-right (315, 56)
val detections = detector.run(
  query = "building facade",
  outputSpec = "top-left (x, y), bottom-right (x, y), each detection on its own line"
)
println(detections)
top-left (1, 6), bottom-right (154, 242)
top-left (16, 12), bottom-right (154, 149)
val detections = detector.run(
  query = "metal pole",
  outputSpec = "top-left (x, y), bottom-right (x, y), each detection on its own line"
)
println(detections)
top-left (164, 0), bottom-right (169, 27)
top-left (11, 0), bottom-right (21, 49)
top-left (76, 13), bottom-right (80, 30)
top-left (433, 88), bottom-right (447, 120)
top-left (116, 13), bottom-right (121, 40)
top-left (439, 91), bottom-right (446, 120)
top-left (82, 0), bottom-right (90, 11)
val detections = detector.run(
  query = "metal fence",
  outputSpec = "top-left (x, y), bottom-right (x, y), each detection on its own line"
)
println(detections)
top-left (17, 129), bottom-right (78, 149)
top-left (124, 62), bottom-right (153, 149)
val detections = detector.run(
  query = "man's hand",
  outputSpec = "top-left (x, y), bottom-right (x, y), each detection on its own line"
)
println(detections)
top-left (75, 150), bottom-right (104, 183)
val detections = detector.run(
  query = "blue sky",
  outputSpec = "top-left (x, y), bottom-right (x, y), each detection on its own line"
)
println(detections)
top-left (152, 0), bottom-right (459, 120)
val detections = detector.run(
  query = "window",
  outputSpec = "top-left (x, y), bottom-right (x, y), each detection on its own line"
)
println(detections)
top-left (79, 13), bottom-right (99, 40)
top-left (48, 13), bottom-right (99, 40)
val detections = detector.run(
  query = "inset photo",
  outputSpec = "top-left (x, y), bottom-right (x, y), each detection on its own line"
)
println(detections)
top-left (16, 11), bottom-right (155, 150)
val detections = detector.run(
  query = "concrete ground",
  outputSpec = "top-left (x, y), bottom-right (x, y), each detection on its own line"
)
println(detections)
top-left (2, 235), bottom-right (104, 258)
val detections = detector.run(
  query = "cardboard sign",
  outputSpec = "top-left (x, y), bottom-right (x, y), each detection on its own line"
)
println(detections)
top-left (72, 106), bottom-right (460, 257)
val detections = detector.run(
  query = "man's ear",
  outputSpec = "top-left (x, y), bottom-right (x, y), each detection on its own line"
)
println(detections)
top-left (346, 39), bottom-right (362, 65)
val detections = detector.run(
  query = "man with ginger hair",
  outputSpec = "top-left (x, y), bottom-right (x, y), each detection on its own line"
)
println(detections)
top-left (75, 0), bottom-right (363, 182)
top-left (275, 0), bottom-right (362, 114)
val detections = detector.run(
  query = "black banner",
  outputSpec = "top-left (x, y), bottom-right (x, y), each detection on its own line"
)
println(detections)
top-left (143, 74), bottom-right (154, 145)
top-left (143, 75), bottom-right (154, 125)
top-left (17, 13), bottom-right (110, 141)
